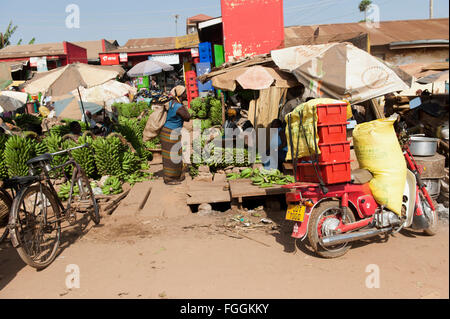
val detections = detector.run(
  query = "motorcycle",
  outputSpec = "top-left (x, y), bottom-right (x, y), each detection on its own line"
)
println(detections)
top-left (282, 120), bottom-right (439, 258)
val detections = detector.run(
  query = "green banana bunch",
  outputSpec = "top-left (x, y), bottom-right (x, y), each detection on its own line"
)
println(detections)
top-left (121, 151), bottom-right (141, 175)
top-left (240, 168), bottom-right (253, 178)
top-left (0, 134), bottom-right (9, 179)
top-left (92, 136), bottom-right (122, 177)
top-left (124, 171), bottom-right (152, 186)
top-left (34, 141), bottom-right (48, 157)
top-left (3, 135), bottom-right (35, 177)
top-left (226, 173), bottom-right (240, 180)
top-left (50, 124), bottom-right (71, 137)
top-left (70, 134), bottom-right (97, 178)
top-left (14, 114), bottom-right (42, 131)
top-left (58, 181), bottom-right (79, 200)
top-left (102, 176), bottom-right (122, 195)
top-left (227, 166), bottom-right (295, 188)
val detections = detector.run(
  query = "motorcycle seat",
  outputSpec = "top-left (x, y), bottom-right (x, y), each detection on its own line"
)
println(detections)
top-left (351, 169), bottom-right (373, 184)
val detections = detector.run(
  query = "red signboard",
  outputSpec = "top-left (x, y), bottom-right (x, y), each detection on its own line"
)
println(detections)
top-left (221, 0), bottom-right (284, 62)
top-left (100, 53), bottom-right (120, 65)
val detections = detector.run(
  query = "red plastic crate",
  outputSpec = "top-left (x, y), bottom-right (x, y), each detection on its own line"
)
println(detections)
top-left (302, 141), bottom-right (350, 163)
top-left (296, 160), bottom-right (351, 185)
top-left (185, 70), bottom-right (198, 84)
top-left (317, 122), bottom-right (347, 144)
top-left (316, 103), bottom-right (348, 125)
top-left (187, 83), bottom-right (198, 90)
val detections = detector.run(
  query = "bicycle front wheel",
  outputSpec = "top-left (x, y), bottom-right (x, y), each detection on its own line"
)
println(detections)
top-left (10, 184), bottom-right (61, 270)
top-left (73, 169), bottom-right (100, 225)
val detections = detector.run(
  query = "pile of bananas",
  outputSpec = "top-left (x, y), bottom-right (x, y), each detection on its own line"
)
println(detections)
top-left (102, 176), bottom-right (122, 195)
top-left (227, 168), bottom-right (295, 188)
top-left (3, 135), bottom-right (36, 178)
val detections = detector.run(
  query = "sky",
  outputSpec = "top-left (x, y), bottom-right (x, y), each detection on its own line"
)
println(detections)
top-left (1, 0), bottom-right (449, 46)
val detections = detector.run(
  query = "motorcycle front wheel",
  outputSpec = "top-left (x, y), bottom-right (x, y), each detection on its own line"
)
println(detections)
top-left (307, 200), bottom-right (356, 258)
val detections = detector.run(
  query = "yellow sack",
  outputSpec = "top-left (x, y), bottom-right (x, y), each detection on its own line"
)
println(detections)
top-left (284, 98), bottom-right (351, 161)
top-left (352, 118), bottom-right (406, 215)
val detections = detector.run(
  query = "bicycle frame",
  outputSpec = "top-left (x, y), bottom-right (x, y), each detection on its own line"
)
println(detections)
top-left (43, 157), bottom-right (83, 217)
top-left (28, 143), bottom-right (91, 223)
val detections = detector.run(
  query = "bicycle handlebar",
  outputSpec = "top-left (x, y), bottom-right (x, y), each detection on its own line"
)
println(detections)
top-left (50, 143), bottom-right (90, 157)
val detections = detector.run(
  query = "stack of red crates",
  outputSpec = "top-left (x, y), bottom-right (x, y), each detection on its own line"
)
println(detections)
top-left (296, 102), bottom-right (351, 184)
top-left (185, 70), bottom-right (199, 108)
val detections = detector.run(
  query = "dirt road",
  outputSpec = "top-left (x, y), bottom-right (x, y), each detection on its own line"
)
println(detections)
top-left (0, 209), bottom-right (448, 299)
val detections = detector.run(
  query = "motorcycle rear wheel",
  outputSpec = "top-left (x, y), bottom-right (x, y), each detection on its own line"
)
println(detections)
top-left (421, 194), bottom-right (439, 236)
top-left (307, 200), bottom-right (356, 258)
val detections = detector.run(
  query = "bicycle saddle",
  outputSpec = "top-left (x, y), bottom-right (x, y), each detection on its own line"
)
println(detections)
top-left (26, 153), bottom-right (53, 166)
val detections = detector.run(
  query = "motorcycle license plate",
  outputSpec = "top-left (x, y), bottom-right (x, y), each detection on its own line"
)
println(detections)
top-left (285, 205), bottom-right (306, 222)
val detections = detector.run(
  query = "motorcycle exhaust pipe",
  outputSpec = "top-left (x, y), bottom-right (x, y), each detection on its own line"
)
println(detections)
top-left (321, 227), bottom-right (392, 247)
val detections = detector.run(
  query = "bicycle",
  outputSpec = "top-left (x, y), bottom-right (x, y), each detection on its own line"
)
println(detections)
top-left (7, 143), bottom-right (100, 269)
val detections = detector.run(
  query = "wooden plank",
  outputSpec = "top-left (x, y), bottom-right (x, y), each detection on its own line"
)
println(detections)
top-left (370, 99), bottom-right (383, 119)
top-left (186, 180), bottom-right (231, 205)
top-left (229, 179), bottom-right (288, 198)
top-left (187, 192), bottom-right (231, 205)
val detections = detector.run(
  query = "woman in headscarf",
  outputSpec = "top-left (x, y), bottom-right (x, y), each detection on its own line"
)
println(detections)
top-left (160, 85), bottom-right (191, 185)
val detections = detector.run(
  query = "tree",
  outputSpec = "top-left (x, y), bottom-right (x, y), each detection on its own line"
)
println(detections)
top-left (0, 21), bottom-right (35, 48)
top-left (0, 21), bottom-right (18, 49)
top-left (358, 0), bottom-right (373, 22)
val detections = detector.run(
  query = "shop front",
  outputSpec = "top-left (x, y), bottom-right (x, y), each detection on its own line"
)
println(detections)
top-left (100, 46), bottom-right (194, 92)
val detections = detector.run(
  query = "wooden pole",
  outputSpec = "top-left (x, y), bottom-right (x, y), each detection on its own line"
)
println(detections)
top-left (221, 91), bottom-right (226, 125)
top-left (77, 87), bottom-right (89, 127)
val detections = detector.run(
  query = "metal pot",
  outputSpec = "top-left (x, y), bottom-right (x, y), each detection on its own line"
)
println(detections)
top-left (409, 136), bottom-right (439, 156)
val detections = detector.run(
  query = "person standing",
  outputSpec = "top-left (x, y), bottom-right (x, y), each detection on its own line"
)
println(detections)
top-left (264, 119), bottom-right (287, 171)
top-left (160, 85), bottom-right (191, 185)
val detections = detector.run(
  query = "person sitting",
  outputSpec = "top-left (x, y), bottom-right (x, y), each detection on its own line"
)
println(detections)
top-left (99, 117), bottom-right (114, 136)
top-left (81, 110), bottom-right (97, 129)
top-left (69, 121), bottom-right (82, 136)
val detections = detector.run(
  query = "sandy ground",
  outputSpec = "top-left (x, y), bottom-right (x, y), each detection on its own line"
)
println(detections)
top-left (0, 204), bottom-right (448, 299)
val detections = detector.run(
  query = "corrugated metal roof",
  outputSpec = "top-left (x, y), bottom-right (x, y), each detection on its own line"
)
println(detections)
top-left (107, 37), bottom-right (177, 54)
top-left (73, 40), bottom-right (119, 60)
top-left (0, 42), bottom-right (65, 59)
top-left (187, 14), bottom-right (213, 24)
top-left (285, 18), bottom-right (449, 47)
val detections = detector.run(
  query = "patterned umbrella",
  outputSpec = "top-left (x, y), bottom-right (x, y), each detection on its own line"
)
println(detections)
top-left (127, 60), bottom-right (174, 77)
